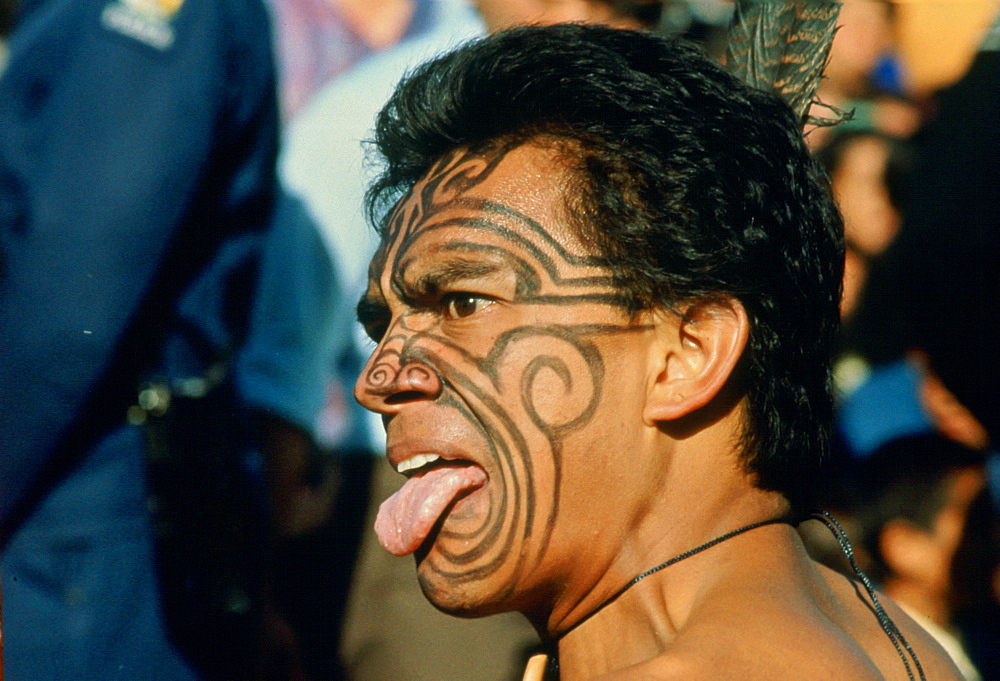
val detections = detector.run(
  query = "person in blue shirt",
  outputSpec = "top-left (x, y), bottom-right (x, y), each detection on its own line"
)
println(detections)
top-left (0, 1), bottom-right (344, 678)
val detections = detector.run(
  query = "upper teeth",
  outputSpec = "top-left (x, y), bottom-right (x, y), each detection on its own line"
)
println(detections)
top-left (396, 453), bottom-right (441, 474)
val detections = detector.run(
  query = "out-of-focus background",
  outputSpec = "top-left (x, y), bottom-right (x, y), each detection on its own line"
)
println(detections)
top-left (2, 1), bottom-right (1000, 680)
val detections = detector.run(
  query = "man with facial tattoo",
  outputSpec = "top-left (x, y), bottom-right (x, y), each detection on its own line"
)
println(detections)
top-left (352, 24), bottom-right (966, 681)
top-left (283, 4), bottom-right (665, 680)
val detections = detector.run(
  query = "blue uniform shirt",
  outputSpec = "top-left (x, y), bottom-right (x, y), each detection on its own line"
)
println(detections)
top-left (0, 1), bottom-right (286, 678)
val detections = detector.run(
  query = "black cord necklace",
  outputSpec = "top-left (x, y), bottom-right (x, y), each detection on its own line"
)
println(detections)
top-left (539, 512), bottom-right (926, 681)
top-left (810, 511), bottom-right (926, 681)
top-left (569, 514), bottom-right (794, 634)
top-left (543, 513), bottom-right (794, 674)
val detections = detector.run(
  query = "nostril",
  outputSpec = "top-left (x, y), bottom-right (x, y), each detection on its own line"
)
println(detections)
top-left (401, 364), bottom-right (436, 387)
top-left (384, 390), bottom-right (428, 405)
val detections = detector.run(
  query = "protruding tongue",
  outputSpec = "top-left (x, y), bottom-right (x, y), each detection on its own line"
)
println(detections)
top-left (375, 464), bottom-right (488, 556)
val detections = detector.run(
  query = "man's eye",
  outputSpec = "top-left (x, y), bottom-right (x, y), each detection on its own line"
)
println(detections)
top-left (441, 293), bottom-right (493, 320)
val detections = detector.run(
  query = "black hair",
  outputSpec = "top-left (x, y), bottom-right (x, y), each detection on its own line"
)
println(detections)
top-left (857, 433), bottom-right (985, 584)
top-left (951, 486), bottom-right (1000, 617)
top-left (366, 23), bottom-right (843, 513)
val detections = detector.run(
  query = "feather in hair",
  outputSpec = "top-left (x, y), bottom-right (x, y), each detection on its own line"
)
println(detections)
top-left (725, 0), bottom-right (842, 126)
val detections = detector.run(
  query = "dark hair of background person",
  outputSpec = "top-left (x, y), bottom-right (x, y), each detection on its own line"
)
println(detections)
top-left (952, 485), bottom-right (1000, 616)
top-left (951, 484), bottom-right (1000, 680)
top-left (0, 0), bottom-right (17, 36)
top-left (855, 433), bottom-right (985, 585)
top-left (814, 127), bottom-right (915, 351)
top-left (364, 23), bottom-right (844, 513)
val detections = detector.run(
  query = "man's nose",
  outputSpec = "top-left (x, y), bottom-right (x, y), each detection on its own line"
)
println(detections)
top-left (354, 339), bottom-right (443, 415)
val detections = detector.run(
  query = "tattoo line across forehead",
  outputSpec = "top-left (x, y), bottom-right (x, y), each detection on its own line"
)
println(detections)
top-left (414, 242), bottom-right (542, 299)
top-left (385, 182), bottom-right (626, 301)
top-left (361, 144), bottom-right (650, 351)
top-left (377, 146), bottom-right (513, 242)
top-left (393, 209), bottom-right (631, 312)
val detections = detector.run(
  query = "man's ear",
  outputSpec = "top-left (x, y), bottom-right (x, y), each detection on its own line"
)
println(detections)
top-left (643, 298), bottom-right (749, 424)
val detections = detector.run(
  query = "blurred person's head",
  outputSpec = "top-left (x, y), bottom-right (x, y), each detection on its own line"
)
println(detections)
top-left (472, 0), bottom-right (662, 31)
top-left (332, 0), bottom-right (418, 50)
top-left (806, 0), bottom-right (923, 149)
top-left (858, 434), bottom-right (986, 626)
top-left (822, 0), bottom-right (894, 101)
top-left (815, 128), bottom-right (913, 320)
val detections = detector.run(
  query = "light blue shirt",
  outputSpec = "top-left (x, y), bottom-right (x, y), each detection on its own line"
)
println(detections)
top-left (281, 0), bottom-right (484, 448)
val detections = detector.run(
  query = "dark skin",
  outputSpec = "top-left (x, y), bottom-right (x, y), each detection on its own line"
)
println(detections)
top-left (357, 142), bottom-right (652, 613)
top-left (355, 141), bottom-right (964, 680)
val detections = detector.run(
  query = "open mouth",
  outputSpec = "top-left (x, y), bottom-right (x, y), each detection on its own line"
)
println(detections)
top-left (395, 452), bottom-right (443, 475)
top-left (376, 454), bottom-right (489, 556)
top-left (395, 453), bottom-right (480, 477)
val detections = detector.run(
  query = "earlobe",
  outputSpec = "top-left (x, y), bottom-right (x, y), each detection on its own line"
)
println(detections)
top-left (643, 299), bottom-right (749, 425)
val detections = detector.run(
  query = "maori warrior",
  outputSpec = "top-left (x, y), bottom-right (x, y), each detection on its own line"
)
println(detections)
top-left (354, 22), bottom-right (964, 681)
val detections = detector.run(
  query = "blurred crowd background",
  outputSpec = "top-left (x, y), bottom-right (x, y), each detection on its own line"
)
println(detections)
top-left (2, 1), bottom-right (1000, 680)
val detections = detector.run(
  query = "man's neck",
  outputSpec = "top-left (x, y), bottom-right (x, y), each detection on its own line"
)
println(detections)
top-left (552, 496), bottom-right (796, 679)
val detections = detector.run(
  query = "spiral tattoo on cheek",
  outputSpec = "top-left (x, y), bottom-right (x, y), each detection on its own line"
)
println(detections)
top-left (362, 145), bottom-right (650, 599)
top-left (362, 323), bottom-right (611, 599)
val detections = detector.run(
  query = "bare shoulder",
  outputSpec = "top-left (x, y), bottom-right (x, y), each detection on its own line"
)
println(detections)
top-left (592, 564), bottom-right (965, 681)
top-left (589, 625), bottom-right (882, 681)
top-left (815, 562), bottom-right (966, 681)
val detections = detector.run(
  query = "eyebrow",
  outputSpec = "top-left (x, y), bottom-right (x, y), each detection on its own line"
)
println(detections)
top-left (407, 259), bottom-right (507, 298)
